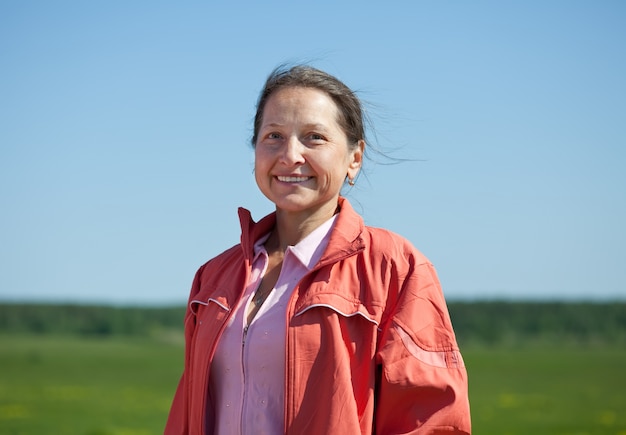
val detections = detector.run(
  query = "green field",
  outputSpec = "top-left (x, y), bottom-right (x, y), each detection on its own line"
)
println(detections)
top-left (466, 344), bottom-right (626, 434)
top-left (0, 333), bottom-right (182, 435)
top-left (1, 333), bottom-right (625, 434)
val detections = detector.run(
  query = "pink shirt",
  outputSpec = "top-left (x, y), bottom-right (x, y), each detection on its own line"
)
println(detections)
top-left (209, 215), bottom-right (337, 434)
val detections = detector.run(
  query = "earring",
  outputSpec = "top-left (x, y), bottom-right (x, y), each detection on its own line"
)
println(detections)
top-left (348, 178), bottom-right (355, 186)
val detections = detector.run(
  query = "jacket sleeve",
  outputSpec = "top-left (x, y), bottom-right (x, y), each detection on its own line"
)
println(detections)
top-left (375, 259), bottom-right (471, 434)
top-left (164, 268), bottom-right (203, 435)
top-left (164, 372), bottom-right (189, 434)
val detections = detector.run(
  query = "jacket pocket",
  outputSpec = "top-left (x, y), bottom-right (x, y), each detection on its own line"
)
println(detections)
top-left (294, 291), bottom-right (381, 326)
top-left (190, 295), bottom-right (231, 315)
top-left (188, 293), bottom-right (232, 374)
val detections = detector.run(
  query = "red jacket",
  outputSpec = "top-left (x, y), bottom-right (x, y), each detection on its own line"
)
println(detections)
top-left (166, 198), bottom-right (471, 434)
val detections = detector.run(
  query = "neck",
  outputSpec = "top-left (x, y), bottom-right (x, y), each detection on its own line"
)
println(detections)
top-left (270, 202), bottom-right (339, 252)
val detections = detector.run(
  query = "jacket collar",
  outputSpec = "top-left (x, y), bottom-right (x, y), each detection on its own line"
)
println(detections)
top-left (237, 197), bottom-right (365, 265)
top-left (237, 207), bottom-right (276, 262)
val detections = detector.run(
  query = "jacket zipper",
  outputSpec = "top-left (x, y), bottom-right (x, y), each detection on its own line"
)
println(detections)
top-left (241, 324), bottom-right (250, 433)
top-left (243, 325), bottom-right (249, 347)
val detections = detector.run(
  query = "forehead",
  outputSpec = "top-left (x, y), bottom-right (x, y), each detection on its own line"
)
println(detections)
top-left (262, 86), bottom-right (340, 124)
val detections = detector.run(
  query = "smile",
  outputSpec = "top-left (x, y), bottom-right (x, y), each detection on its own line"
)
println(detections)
top-left (276, 176), bottom-right (312, 183)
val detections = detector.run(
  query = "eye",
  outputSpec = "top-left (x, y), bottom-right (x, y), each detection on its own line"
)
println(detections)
top-left (308, 133), bottom-right (326, 142)
top-left (266, 132), bottom-right (282, 140)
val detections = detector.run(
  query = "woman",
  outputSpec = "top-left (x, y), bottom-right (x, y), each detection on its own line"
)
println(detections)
top-left (165, 65), bottom-right (471, 434)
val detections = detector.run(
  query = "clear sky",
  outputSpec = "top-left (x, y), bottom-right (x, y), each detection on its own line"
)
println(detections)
top-left (1, 1), bottom-right (625, 305)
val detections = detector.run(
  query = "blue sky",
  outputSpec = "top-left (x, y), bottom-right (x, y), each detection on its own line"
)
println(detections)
top-left (1, 1), bottom-right (624, 305)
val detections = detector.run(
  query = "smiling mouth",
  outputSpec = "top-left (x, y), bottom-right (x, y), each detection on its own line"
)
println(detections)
top-left (276, 176), bottom-right (312, 183)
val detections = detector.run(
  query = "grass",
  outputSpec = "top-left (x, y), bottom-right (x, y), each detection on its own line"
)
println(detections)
top-left (1, 334), bottom-right (625, 434)
top-left (0, 333), bottom-right (183, 435)
top-left (464, 344), bottom-right (626, 435)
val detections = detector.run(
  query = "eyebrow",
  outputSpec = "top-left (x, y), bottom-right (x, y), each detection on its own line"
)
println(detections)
top-left (262, 122), bottom-right (330, 131)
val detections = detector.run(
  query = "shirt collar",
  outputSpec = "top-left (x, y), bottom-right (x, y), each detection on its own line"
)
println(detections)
top-left (252, 232), bottom-right (271, 263)
top-left (252, 214), bottom-right (338, 270)
top-left (290, 214), bottom-right (338, 269)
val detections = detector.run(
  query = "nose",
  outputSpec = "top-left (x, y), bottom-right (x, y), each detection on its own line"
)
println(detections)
top-left (280, 136), bottom-right (305, 165)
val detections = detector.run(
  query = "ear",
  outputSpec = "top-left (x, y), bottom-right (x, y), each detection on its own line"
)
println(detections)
top-left (347, 140), bottom-right (365, 179)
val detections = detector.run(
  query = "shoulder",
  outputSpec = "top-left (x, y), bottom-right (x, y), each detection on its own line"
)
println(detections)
top-left (187, 243), bottom-right (247, 303)
top-left (361, 225), bottom-right (431, 266)
top-left (196, 243), bottom-right (243, 277)
top-left (192, 244), bottom-right (245, 292)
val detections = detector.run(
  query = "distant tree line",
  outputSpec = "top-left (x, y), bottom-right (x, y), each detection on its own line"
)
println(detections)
top-left (0, 301), bottom-right (625, 346)
top-left (448, 301), bottom-right (626, 346)
top-left (0, 303), bottom-right (185, 337)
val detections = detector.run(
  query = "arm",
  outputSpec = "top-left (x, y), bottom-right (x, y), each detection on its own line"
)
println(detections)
top-left (164, 269), bottom-right (203, 435)
top-left (164, 372), bottom-right (189, 434)
top-left (375, 261), bottom-right (471, 434)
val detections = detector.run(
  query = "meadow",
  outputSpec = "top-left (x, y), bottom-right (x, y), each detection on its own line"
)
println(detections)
top-left (0, 333), bottom-right (181, 435)
top-left (466, 344), bottom-right (626, 434)
top-left (1, 302), bottom-right (625, 434)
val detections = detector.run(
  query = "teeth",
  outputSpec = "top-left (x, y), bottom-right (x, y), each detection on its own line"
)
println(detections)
top-left (277, 176), bottom-right (310, 183)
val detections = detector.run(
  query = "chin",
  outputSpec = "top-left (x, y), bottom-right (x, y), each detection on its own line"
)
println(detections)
top-left (276, 198), bottom-right (340, 216)
top-left (273, 201), bottom-right (313, 214)
top-left (268, 195), bottom-right (310, 211)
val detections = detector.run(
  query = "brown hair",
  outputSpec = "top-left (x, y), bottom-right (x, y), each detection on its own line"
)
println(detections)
top-left (251, 65), bottom-right (366, 150)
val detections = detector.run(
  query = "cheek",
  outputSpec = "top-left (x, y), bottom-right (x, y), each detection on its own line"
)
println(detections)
top-left (253, 150), bottom-right (271, 187)
top-left (327, 154), bottom-right (352, 180)
top-left (254, 148), bottom-right (265, 171)
top-left (253, 158), bottom-right (264, 184)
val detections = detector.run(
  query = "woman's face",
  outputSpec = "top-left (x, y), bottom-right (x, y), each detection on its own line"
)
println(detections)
top-left (255, 86), bottom-right (363, 218)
